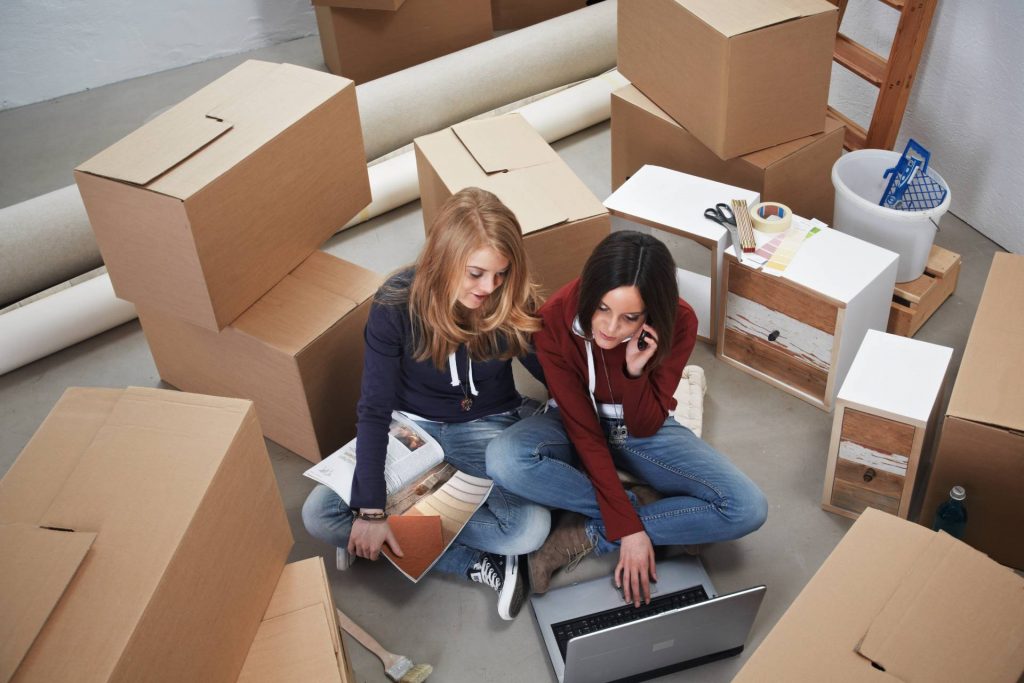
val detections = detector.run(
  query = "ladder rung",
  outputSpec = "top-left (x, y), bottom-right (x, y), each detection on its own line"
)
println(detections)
top-left (834, 33), bottom-right (887, 87)
top-left (878, 0), bottom-right (905, 9)
top-left (827, 106), bottom-right (867, 151)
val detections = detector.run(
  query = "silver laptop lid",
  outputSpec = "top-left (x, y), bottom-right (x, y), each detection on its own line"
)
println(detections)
top-left (531, 556), bottom-right (716, 682)
top-left (563, 585), bottom-right (765, 683)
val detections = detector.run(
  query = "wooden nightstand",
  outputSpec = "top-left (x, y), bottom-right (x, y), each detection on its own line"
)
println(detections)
top-left (822, 330), bottom-right (952, 520)
top-left (717, 226), bottom-right (898, 411)
top-left (604, 164), bottom-right (759, 344)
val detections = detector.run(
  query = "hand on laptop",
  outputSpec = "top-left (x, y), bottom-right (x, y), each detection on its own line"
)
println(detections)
top-left (616, 530), bottom-right (658, 607)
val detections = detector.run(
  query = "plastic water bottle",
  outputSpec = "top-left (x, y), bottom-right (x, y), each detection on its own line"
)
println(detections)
top-left (932, 485), bottom-right (968, 539)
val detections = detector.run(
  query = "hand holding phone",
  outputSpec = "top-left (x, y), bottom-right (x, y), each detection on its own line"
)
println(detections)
top-left (637, 330), bottom-right (650, 351)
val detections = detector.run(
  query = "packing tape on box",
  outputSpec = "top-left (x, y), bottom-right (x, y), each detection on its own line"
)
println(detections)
top-left (1, 69), bottom-right (627, 376)
top-left (749, 202), bottom-right (793, 234)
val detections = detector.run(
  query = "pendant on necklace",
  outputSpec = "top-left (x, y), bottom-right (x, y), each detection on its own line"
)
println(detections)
top-left (609, 423), bottom-right (628, 446)
top-left (460, 397), bottom-right (474, 412)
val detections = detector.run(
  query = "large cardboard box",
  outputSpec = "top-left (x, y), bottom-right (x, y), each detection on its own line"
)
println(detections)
top-left (414, 113), bottom-right (611, 296)
top-left (611, 85), bottom-right (845, 224)
top-left (237, 558), bottom-right (354, 683)
top-left (619, 0), bottom-right (838, 159)
top-left (315, 0), bottom-right (493, 84)
top-left (490, 0), bottom-right (585, 31)
top-left (138, 251), bottom-right (383, 464)
top-left (74, 60), bottom-right (370, 331)
top-left (919, 253), bottom-right (1024, 570)
top-left (0, 387), bottom-right (293, 683)
top-left (734, 508), bottom-right (1024, 682)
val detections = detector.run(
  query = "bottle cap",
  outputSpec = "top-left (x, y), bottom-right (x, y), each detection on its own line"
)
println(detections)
top-left (950, 485), bottom-right (966, 501)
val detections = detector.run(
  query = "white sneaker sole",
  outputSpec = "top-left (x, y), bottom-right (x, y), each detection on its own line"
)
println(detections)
top-left (496, 555), bottom-right (523, 621)
top-left (336, 546), bottom-right (356, 571)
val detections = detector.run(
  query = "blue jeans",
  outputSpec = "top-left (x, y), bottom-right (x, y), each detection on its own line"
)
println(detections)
top-left (485, 408), bottom-right (767, 555)
top-left (302, 400), bottom-right (551, 578)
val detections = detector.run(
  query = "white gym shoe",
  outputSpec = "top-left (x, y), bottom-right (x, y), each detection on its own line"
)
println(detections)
top-left (468, 553), bottom-right (526, 620)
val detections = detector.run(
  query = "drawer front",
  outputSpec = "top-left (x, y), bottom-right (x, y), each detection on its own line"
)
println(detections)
top-left (722, 262), bottom-right (839, 402)
top-left (830, 409), bottom-right (915, 516)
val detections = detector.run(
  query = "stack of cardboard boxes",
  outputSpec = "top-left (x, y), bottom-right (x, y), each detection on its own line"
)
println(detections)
top-left (490, 0), bottom-right (586, 31)
top-left (73, 60), bottom-right (384, 464)
top-left (615, 0), bottom-right (845, 223)
top-left (314, 0), bottom-right (493, 83)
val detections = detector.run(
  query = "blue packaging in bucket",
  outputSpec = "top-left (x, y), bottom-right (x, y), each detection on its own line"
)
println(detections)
top-left (831, 145), bottom-right (951, 283)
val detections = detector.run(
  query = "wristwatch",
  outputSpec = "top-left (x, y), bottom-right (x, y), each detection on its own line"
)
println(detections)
top-left (355, 510), bottom-right (389, 521)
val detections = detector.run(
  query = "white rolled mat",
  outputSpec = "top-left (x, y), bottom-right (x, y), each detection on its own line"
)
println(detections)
top-left (0, 185), bottom-right (101, 308)
top-left (0, 275), bottom-right (136, 376)
top-left (357, 0), bottom-right (617, 160)
top-left (1, 70), bottom-right (628, 376)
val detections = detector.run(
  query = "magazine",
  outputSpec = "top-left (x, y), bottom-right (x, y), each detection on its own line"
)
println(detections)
top-left (303, 412), bottom-right (493, 582)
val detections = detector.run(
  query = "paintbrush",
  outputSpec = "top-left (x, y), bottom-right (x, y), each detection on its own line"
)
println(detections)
top-left (336, 608), bottom-right (433, 683)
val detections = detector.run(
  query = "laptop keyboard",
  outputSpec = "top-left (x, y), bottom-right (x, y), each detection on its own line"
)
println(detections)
top-left (551, 584), bottom-right (710, 659)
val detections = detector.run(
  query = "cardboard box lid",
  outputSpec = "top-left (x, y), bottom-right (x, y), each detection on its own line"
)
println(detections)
top-left (676, 0), bottom-right (836, 37)
top-left (855, 530), bottom-right (1024, 682)
top-left (0, 524), bottom-right (96, 683)
top-left (232, 252), bottom-right (382, 355)
top-left (946, 253), bottom-right (1024, 432)
top-left (734, 508), bottom-right (1024, 682)
top-left (452, 116), bottom-right (560, 174)
top-left (76, 61), bottom-right (350, 199)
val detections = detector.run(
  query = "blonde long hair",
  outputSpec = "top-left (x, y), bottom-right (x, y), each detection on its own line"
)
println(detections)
top-left (386, 187), bottom-right (541, 368)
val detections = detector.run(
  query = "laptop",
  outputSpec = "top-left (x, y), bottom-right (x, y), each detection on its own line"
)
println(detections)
top-left (530, 556), bottom-right (765, 683)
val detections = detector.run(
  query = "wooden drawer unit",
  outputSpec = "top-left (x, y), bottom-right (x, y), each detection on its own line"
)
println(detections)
top-left (717, 226), bottom-right (898, 411)
top-left (822, 330), bottom-right (952, 520)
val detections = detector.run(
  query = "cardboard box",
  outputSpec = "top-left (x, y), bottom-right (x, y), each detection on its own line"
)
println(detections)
top-left (237, 558), bottom-right (354, 683)
top-left (611, 85), bottom-right (845, 224)
top-left (75, 60), bottom-right (370, 331)
top-left (315, 0), bottom-right (493, 84)
top-left (490, 0), bottom-right (585, 31)
top-left (0, 387), bottom-right (293, 683)
top-left (314, 0), bottom-right (405, 9)
top-left (138, 251), bottom-right (383, 464)
top-left (414, 113), bottom-right (611, 296)
top-left (619, 0), bottom-right (838, 159)
top-left (919, 253), bottom-right (1024, 570)
top-left (734, 508), bottom-right (1024, 682)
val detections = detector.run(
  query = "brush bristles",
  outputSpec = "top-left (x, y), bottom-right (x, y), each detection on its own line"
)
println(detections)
top-left (399, 663), bottom-right (433, 683)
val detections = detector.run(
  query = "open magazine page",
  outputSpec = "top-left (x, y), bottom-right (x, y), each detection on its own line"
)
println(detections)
top-left (303, 412), bottom-right (444, 504)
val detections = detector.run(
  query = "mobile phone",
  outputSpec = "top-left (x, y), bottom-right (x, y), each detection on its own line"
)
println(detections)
top-left (637, 330), bottom-right (650, 351)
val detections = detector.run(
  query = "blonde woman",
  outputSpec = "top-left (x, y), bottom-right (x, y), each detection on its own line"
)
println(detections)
top-left (303, 187), bottom-right (548, 620)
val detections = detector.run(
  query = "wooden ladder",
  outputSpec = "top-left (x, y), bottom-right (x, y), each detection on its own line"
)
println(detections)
top-left (827, 0), bottom-right (938, 151)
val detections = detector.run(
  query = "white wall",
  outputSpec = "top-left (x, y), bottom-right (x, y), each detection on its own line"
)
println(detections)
top-left (0, 0), bottom-right (315, 111)
top-left (829, 0), bottom-right (1024, 253)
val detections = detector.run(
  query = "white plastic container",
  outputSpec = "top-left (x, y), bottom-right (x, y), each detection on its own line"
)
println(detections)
top-left (831, 150), bottom-right (951, 283)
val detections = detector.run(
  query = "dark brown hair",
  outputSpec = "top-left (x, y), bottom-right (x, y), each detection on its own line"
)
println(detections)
top-left (578, 231), bottom-right (677, 370)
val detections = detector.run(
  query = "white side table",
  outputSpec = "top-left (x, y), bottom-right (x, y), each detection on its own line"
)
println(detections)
top-left (603, 164), bottom-right (759, 343)
top-left (821, 329), bottom-right (953, 520)
top-left (717, 226), bottom-right (898, 411)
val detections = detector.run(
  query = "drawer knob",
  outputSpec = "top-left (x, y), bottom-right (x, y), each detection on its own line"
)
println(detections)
top-left (767, 330), bottom-right (780, 342)
top-left (863, 468), bottom-right (876, 482)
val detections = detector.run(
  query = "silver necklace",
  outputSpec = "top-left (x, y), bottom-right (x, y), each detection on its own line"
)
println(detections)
top-left (599, 348), bottom-right (628, 446)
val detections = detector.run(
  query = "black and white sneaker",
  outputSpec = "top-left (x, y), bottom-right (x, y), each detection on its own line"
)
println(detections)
top-left (468, 552), bottom-right (526, 620)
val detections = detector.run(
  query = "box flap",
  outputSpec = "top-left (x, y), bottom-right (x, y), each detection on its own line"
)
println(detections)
top-left (237, 604), bottom-right (342, 683)
top-left (946, 253), bottom-right (1024, 432)
top-left (678, 0), bottom-right (835, 37)
top-left (482, 162), bottom-right (607, 234)
top-left (0, 524), bottom-right (96, 683)
top-left (232, 252), bottom-right (382, 355)
top-left (77, 61), bottom-right (349, 199)
top-left (452, 114), bottom-right (560, 174)
top-left (75, 111), bottom-right (233, 187)
top-left (856, 531), bottom-right (1024, 682)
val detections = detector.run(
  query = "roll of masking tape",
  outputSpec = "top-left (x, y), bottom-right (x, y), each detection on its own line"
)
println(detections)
top-left (749, 202), bottom-right (792, 233)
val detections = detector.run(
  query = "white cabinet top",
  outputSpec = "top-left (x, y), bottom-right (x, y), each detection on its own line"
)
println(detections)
top-left (839, 329), bottom-right (953, 422)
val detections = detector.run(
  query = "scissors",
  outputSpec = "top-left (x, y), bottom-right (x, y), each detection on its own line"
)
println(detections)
top-left (704, 203), bottom-right (736, 228)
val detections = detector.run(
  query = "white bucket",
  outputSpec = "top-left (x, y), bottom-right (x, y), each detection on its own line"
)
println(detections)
top-left (831, 150), bottom-right (951, 282)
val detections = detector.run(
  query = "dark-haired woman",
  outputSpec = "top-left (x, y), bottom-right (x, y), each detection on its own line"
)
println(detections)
top-left (486, 231), bottom-right (767, 607)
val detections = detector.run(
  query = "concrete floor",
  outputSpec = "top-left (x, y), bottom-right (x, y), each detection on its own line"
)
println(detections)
top-left (0, 35), bottom-right (1005, 683)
